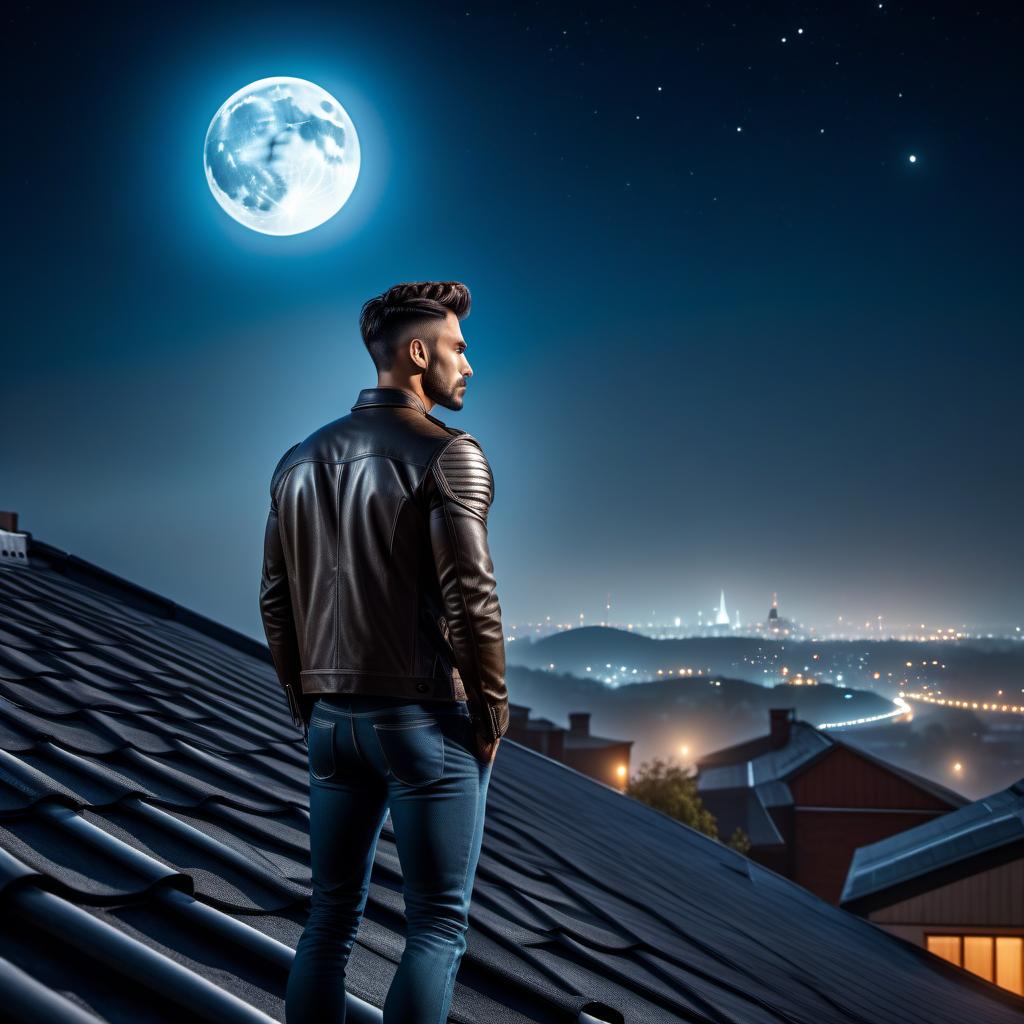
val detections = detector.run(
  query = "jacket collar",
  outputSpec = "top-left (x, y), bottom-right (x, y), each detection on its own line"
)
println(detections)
top-left (351, 386), bottom-right (452, 428)
top-left (352, 386), bottom-right (427, 415)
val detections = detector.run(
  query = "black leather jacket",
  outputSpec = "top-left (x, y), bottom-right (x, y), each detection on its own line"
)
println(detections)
top-left (259, 386), bottom-right (509, 750)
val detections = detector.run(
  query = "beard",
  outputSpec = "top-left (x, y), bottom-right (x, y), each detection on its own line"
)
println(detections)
top-left (421, 357), bottom-right (465, 411)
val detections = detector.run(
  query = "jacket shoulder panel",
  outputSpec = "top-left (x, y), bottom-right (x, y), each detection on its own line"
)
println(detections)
top-left (432, 435), bottom-right (493, 516)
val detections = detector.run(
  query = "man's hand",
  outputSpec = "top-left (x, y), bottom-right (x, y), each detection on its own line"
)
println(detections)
top-left (473, 733), bottom-right (500, 765)
top-left (468, 708), bottom-right (502, 764)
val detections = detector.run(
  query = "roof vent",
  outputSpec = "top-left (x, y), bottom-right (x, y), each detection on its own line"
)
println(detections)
top-left (0, 511), bottom-right (29, 567)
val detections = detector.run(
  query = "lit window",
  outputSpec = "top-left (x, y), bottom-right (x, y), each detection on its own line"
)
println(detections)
top-left (998, 937), bottom-right (1024, 995)
top-left (926, 934), bottom-right (1024, 996)
top-left (964, 936), bottom-right (994, 981)
top-left (927, 935), bottom-right (960, 966)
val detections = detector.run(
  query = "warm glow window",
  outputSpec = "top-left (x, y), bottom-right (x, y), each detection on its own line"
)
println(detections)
top-left (926, 934), bottom-right (1024, 996)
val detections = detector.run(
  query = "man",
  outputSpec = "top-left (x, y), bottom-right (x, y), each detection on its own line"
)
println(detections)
top-left (258, 280), bottom-right (509, 1022)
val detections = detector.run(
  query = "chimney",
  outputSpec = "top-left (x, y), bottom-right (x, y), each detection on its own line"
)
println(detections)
top-left (509, 704), bottom-right (530, 730)
top-left (769, 707), bottom-right (795, 748)
top-left (0, 511), bottom-right (18, 532)
top-left (568, 712), bottom-right (590, 737)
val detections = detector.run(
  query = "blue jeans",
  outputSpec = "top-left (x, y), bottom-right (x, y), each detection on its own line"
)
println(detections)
top-left (286, 694), bottom-right (493, 1024)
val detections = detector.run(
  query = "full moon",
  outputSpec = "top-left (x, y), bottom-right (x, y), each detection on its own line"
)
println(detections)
top-left (204, 77), bottom-right (360, 236)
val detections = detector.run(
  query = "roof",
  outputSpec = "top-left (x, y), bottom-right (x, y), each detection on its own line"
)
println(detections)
top-left (694, 731), bottom-right (779, 769)
top-left (697, 720), bottom-right (968, 815)
top-left (2, 533), bottom-right (1023, 1022)
top-left (522, 716), bottom-right (562, 732)
top-left (841, 775), bottom-right (1024, 912)
top-left (562, 733), bottom-right (632, 751)
top-left (700, 786), bottom-right (786, 847)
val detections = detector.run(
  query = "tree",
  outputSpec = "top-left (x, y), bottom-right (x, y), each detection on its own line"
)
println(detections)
top-left (626, 756), bottom-right (752, 853)
top-left (725, 825), bottom-right (752, 854)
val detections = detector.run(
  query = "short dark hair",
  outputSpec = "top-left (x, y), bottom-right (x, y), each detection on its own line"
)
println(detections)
top-left (359, 281), bottom-right (472, 372)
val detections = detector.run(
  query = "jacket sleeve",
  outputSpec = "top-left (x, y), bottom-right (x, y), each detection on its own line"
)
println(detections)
top-left (426, 436), bottom-right (509, 743)
top-left (258, 445), bottom-right (311, 739)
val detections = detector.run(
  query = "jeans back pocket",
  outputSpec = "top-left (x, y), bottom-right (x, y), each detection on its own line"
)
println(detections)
top-left (308, 720), bottom-right (337, 781)
top-left (372, 719), bottom-right (445, 787)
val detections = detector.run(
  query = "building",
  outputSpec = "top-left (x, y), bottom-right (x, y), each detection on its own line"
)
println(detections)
top-left (762, 590), bottom-right (797, 636)
top-left (1, 514), bottom-right (1022, 1021)
top-left (506, 703), bottom-right (566, 760)
top-left (841, 776), bottom-right (1024, 997)
top-left (505, 705), bottom-right (633, 790)
top-left (696, 707), bottom-right (967, 903)
top-left (563, 711), bottom-right (633, 789)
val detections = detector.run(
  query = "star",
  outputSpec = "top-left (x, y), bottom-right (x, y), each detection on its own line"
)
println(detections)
top-left (909, 154), bottom-right (918, 163)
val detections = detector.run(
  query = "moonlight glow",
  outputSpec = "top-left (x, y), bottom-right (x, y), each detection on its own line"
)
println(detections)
top-left (204, 77), bottom-right (361, 236)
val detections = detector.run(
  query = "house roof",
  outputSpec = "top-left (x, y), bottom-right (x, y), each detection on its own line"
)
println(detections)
top-left (562, 733), bottom-right (632, 751)
top-left (694, 731), bottom-right (780, 769)
top-left (521, 715), bottom-right (562, 732)
top-left (841, 775), bottom-right (1024, 913)
top-left (700, 786), bottom-right (787, 848)
top-left (697, 719), bottom-right (968, 812)
top-left (2, 533), bottom-right (1022, 1022)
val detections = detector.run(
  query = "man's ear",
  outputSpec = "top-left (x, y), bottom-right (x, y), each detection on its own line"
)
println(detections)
top-left (409, 337), bottom-right (430, 370)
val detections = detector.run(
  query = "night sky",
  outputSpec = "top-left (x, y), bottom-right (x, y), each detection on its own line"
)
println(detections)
top-left (5, 2), bottom-right (1022, 639)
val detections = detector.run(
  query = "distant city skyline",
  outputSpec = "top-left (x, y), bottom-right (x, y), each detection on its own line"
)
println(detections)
top-left (505, 585), bottom-right (1024, 641)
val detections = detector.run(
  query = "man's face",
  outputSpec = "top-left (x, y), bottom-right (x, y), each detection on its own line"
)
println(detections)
top-left (420, 311), bottom-right (473, 411)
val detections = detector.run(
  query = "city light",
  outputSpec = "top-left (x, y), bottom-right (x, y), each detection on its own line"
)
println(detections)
top-left (507, 609), bottom-right (1009, 644)
top-left (786, 674), bottom-right (818, 685)
top-left (817, 697), bottom-right (911, 730)
top-left (900, 691), bottom-right (1024, 715)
